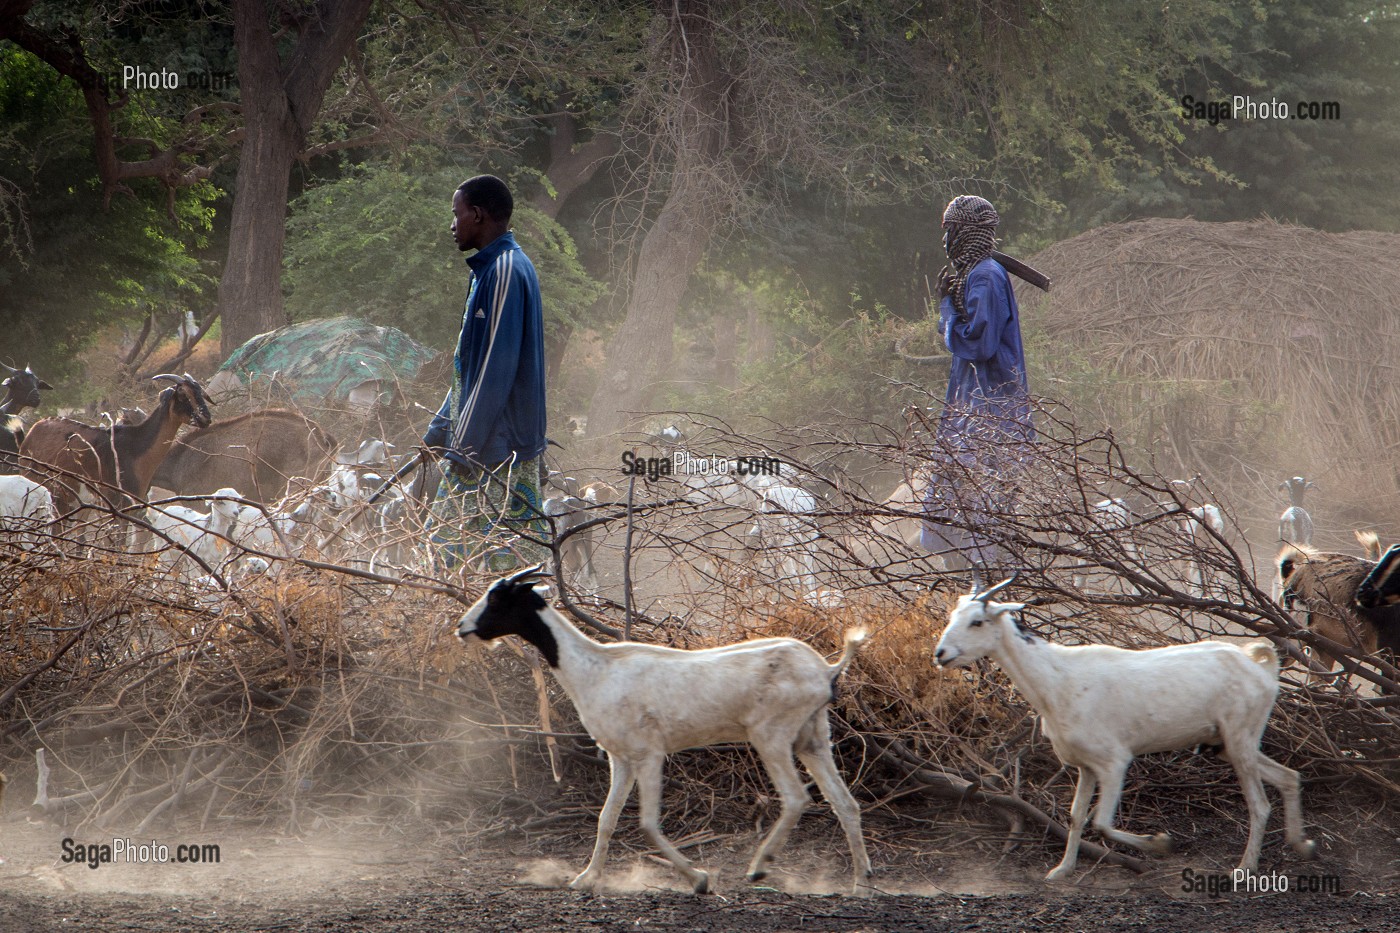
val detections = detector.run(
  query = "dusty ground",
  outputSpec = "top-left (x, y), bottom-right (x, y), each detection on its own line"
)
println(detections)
top-left (2, 816), bottom-right (1395, 932)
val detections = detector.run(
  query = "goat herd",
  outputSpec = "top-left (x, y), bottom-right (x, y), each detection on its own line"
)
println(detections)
top-left (0, 371), bottom-right (435, 588)
top-left (5, 367), bottom-right (1400, 895)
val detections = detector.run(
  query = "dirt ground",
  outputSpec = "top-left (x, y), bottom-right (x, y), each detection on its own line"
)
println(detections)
top-left (2, 815), bottom-right (1396, 933)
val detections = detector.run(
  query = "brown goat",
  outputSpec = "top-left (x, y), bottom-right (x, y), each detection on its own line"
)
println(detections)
top-left (19, 374), bottom-right (213, 514)
top-left (150, 409), bottom-right (338, 503)
top-left (1277, 538), bottom-right (1400, 679)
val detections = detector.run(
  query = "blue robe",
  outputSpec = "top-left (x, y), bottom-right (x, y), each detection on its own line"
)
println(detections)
top-left (921, 257), bottom-right (1035, 560)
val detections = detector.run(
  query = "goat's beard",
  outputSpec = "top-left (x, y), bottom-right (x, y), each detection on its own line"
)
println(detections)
top-left (457, 631), bottom-right (502, 656)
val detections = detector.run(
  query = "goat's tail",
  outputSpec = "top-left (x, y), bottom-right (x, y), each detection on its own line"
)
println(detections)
top-left (1243, 640), bottom-right (1280, 678)
top-left (829, 627), bottom-right (868, 682)
top-left (1357, 529), bottom-right (1382, 562)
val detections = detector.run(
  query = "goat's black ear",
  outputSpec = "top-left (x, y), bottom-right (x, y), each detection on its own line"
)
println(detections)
top-left (38, 379), bottom-right (54, 391)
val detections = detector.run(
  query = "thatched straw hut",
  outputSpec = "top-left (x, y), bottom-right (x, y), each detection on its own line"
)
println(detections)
top-left (1019, 217), bottom-right (1400, 536)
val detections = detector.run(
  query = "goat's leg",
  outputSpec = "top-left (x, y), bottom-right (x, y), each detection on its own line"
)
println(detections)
top-left (799, 547), bottom-right (819, 599)
top-left (745, 735), bottom-right (812, 886)
top-left (578, 530), bottom-right (599, 594)
top-left (1223, 750), bottom-right (1271, 873)
top-left (1307, 647), bottom-right (1338, 685)
top-left (570, 755), bottom-right (634, 892)
top-left (796, 716), bottom-right (872, 896)
top-left (1045, 767), bottom-right (1096, 882)
top-left (1188, 560), bottom-right (1204, 597)
top-left (635, 754), bottom-right (711, 894)
top-left (1256, 754), bottom-right (1317, 859)
top-left (1089, 758), bottom-right (1173, 856)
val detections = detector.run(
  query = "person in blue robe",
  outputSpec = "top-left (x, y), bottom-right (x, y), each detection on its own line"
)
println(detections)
top-left (921, 195), bottom-right (1035, 570)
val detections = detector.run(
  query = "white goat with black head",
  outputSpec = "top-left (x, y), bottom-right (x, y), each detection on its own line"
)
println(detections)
top-left (934, 576), bottom-right (1315, 882)
top-left (456, 565), bottom-right (872, 895)
top-left (1278, 476), bottom-right (1317, 547)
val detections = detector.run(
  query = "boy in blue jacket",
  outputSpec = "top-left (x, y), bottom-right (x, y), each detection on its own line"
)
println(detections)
top-left (423, 175), bottom-right (548, 572)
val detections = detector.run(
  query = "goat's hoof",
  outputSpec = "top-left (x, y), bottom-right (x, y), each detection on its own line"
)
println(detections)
top-left (1148, 832), bottom-right (1174, 855)
top-left (568, 873), bottom-right (602, 893)
top-left (691, 871), bottom-right (712, 895)
top-left (1296, 838), bottom-right (1318, 860)
top-left (747, 869), bottom-right (767, 883)
top-left (1044, 866), bottom-right (1074, 883)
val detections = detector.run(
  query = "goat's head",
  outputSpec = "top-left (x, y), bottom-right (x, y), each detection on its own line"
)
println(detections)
top-left (1356, 546), bottom-right (1400, 609)
top-left (1, 365), bottom-right (54, 412)
top-left (934, 575), bottom-right (1023, 669)
top-left (1276, 543), bottom-right (1313, 609)
top-left (456, 564), bottom-right (558, 665)
top-left (209, 487), bottom-right (243, 521)
top-left (152, 373), bottom-right (213, 429)
top-left (1279, 476), bottom-right (1317, 505)
top-left (335, 438), bottom-right (394, 468)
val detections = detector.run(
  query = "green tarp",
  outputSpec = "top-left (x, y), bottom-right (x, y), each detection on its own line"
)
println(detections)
top-left (212, 317), bottom-right (440, 409)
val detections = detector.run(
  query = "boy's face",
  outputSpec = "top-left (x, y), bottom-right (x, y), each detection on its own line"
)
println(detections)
top-left (451, 189), bottom-right (487, 252)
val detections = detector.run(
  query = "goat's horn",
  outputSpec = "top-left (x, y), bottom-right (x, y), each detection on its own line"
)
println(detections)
top-left (975, 573), bottom-right (1019, 603)
top-left (151, 373), bottom-right (183, 384)
top-left (0, 362), bottom-right (15, 373)
top-left (504, 563), bottom-right (548, 585)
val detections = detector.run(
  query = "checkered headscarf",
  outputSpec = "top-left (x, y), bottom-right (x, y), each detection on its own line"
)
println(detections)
top-left (942, 195), bottom-right (999, 316)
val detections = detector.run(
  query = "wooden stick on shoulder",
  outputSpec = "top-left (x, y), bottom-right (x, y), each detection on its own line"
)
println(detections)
top-left (992, 250), bottom-right (1052, 292)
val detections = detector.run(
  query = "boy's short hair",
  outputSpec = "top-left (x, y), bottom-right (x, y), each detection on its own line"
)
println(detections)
top-left (457, 175), bottom-right (513, 223)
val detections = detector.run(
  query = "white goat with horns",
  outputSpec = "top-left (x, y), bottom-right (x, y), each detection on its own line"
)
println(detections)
top-left (934, 576), bottom-right (1315, 882)
top-left (456, 565), bottom-right (872, 896)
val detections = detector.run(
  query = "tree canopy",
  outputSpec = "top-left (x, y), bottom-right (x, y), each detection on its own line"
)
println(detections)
top-left (3, 0), bottom-right (1399, 426)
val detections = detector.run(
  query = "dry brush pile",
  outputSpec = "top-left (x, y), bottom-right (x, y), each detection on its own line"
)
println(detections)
top-left (3, 401), bottom-right (1400, 877)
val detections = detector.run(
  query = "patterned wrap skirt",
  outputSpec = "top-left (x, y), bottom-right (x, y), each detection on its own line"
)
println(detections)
top-left (427, 454), bottom-right (549, 573)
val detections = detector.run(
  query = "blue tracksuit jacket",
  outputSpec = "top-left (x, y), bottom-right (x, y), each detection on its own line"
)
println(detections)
top-left (423, 232), bottom-right (547, 468)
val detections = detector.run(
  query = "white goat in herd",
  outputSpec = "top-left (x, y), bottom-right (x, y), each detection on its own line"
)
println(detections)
top-left (934, 576), bottom-right (1315, 881)
top-left (681, 457), bottom-right (827, 602)
top-left (0, 474), bottom-right (56, 549)
top-left (457, 565), bottom-right (872, 896)
top-left (146, 487), bottom-right (242, 581)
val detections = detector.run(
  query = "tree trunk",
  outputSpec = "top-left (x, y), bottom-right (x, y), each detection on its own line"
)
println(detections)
top-left (585, 0), bottom-right (727, 437)
top-left (713, 313), bottom-right (737, 389)
top-left (216, 25), bottom-right (298, 354)
top-left (218, 0), bottom-right (374, 357)
top-left (532, 111), bottom-right (618, 386)
top-left (531, 112), bottom-right (619, 221)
